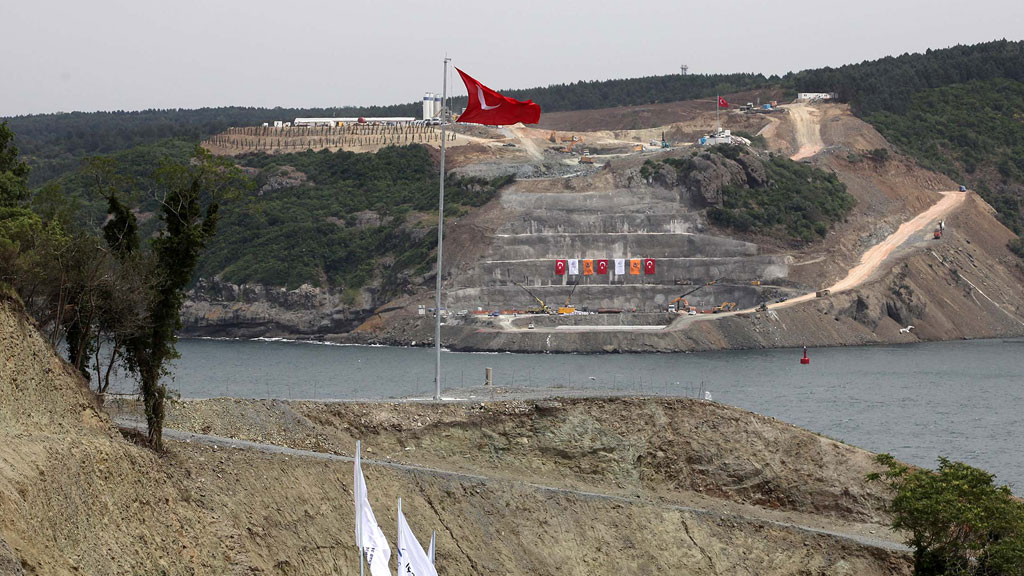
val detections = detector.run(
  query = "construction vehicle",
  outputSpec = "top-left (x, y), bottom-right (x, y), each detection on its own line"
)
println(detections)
top-left (558, 281), bottom-right (580, 315)
top-left (667, 279), bottom-right (720, 313)
top-left (933, 227), bottom-right (942, 240)
top-left (816, 289), bottom-right (831, 298)
top-left (632, 143), bottom-right (645, 152)
top-left (579, 150), bottom-right (594, 164)
top-left (660, 131), bottom-right (671, 149)
top-left (511, 280), bottom-right (554, 315)
top-left (750, 280), bottom-right (761, 286)
top-left (713, 302), bottom-right (737, 313)
top-left (756, 302), bottom-right (769, 312)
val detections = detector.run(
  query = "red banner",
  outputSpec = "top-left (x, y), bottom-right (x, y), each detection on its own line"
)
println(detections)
top-left (554, 260), bottom-right (566, 275)
top-left (644, 258), bottom-right (656, 274)
top-left (596, 259), bottom-right (608, 274)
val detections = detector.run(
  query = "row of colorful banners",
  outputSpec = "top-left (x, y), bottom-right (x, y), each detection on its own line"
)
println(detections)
top-left (554, 258), bottom-right (656, 276)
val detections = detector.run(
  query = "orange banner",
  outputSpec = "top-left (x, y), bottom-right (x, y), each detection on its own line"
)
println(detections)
top-left (582, 259), bottom-right (594, 275)
top-left (629, 259), bottom-right (642, 275)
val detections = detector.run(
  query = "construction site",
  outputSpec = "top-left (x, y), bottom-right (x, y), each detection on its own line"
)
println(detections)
top-left (186, 92), bottom-right (1024, 353)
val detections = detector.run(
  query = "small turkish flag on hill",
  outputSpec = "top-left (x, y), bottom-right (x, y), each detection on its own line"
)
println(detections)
top-left (455, 68), bottom-right (541, 126)
top-left (718, 96), bottom-right (730, 108)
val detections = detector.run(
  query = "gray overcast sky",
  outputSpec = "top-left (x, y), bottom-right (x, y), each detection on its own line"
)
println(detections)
top-left (3, 0), bottom-right (1023, 117)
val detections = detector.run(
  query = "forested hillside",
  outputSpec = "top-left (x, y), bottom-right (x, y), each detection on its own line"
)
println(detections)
top-left (41, 142), bottom-right (510, 292)
top-left (868, 79), bottom-right (1024, 256)
top-left (5, 105), bottom-right (418, 185)
top-left (200, 146), bottom-right (511, 290)
top-left (785, 40), bottom-right (1024, 258)
top-left (788, 39), bottom-right (1024, 116)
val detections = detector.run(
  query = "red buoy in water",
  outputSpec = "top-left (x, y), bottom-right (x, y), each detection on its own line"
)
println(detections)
top-left (800, 346), bottom-right (810, 364)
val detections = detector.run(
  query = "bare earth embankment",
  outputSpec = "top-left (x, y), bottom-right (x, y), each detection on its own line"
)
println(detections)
top-left (0, 298), bottom-right (912, 575)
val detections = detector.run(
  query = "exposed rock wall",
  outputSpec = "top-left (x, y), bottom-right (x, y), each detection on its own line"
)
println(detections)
top-left (180, 278), bottom-right (371, 338)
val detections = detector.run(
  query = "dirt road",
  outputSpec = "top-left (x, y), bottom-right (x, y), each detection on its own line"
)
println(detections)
top-left (772, 190), bottom-right (967, 310)
top-left (786, 103), bottom-right (825, 160)
top-left (507, 126), bottom-right (545, 161)
top-left (115, 417), bottom-right (907, 553)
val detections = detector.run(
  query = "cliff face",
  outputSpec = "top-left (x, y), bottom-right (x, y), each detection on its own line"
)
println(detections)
top-left (180, 277), bottom-right (375, 338)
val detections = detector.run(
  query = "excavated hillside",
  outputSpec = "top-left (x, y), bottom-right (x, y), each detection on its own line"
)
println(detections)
top-left (348, 102), bottom-right (1024, 352)
top-left (0, 298), bottom-right (914, 574)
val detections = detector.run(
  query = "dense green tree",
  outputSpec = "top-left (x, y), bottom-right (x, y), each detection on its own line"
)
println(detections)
top-left (871, 454), bottom-right (1024, 575)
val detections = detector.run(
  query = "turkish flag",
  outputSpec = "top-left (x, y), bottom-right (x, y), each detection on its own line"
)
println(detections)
top-left (718, 96), bottom-right (730, 108)
top-left (629, 259), bottom-right (642, 275)
top-left (455, 68), bottom-right (542, 126)
top-left (644, 258), bottom-right (656, 275)
top-left (555, 260), bottom-right (566, 275)
top-left (596, 259), bottom-right (608, 275)
top-left (582, 259), bottom-right (594, 275)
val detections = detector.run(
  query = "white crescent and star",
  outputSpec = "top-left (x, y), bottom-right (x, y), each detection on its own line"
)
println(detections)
top-left (477, 85), bottom-right (501, 110)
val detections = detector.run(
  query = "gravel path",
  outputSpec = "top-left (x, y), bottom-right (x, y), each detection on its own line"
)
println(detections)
top-left (116, 418), bottom-right (909, 553)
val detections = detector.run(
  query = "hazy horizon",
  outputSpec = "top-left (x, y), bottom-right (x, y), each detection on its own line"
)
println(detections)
top-left (3, 0), bottom-right (1023, 117)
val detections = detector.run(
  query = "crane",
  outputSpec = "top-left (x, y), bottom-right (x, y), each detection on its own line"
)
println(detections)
top-left (559, 280), bottom-right (580, 315)
top-left (511, 280), bottom-right (554, 315)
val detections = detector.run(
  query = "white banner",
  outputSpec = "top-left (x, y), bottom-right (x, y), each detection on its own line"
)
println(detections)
top-left (397, 505), bottom-right (438, 576)
top-left (355, 444), bottom-right (392, 576)
top-left (614, 259), bottom-right (626, 275)
top-left (567, 259), bottom-right (579, 275)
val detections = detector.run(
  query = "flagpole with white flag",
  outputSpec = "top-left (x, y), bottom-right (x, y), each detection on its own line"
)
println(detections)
top-left (354, 441), bottom-right (393, 576)
top-left (433, 55), bottom-right (451, 402)
top-left (397, 498), bottom-right (438, 576)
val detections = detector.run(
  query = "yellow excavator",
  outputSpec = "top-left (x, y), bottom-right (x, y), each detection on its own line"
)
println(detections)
top-left (668, 279), bottom-right (720, 313)
top-left (558, 280), bottom-right (580, 315)
top-left (512, 280), bottom-right (554, 315)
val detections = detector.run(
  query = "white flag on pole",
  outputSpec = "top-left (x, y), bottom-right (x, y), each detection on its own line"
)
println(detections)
top-left (397, 503), bottom-right (438, 576)
top-left (355, 444), bottom-right (392, 576)
top-left (614, 259), bottom-right (626, 275)
top-left (567, 259), bottom-right (579, 275)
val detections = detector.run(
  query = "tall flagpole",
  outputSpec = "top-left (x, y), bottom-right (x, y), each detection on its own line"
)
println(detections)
top-left (356, 440), bottom-right (364, 576)
top-left (434, 56), bottom-right (451, 401)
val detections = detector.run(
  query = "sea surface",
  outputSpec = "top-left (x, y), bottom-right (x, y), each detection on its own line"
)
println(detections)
top-left (108, 338), bottom-right (1024, 490)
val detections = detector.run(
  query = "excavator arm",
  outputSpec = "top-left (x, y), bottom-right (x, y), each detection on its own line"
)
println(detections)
top-left (512, 280), bottom-right (553, 315)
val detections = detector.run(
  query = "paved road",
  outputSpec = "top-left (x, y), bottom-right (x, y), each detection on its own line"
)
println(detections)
top-left (117, 418), bottom-right (909, 553)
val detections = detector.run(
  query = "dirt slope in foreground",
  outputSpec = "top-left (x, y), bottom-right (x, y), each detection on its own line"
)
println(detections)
top-left (1, 300), bottom-right (909, 575)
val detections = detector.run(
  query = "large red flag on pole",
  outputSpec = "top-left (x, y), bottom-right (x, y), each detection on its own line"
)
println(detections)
top-left (455, 68), bottom-right (541, 125)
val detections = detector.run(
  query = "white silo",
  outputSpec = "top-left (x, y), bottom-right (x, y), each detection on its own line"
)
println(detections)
top-left (433, 95), bottom-right (442, 119)
top-left (423, 92), bottom-right (434, 120)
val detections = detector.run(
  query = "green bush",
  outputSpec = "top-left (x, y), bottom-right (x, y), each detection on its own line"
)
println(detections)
top-left (671, 152), bottom-right (854, 243)
top-left (871, 454), bottom-right (1024, 575)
